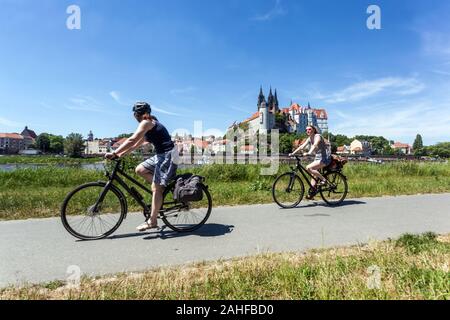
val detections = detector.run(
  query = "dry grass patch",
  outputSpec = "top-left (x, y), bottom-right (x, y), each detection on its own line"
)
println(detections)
top-left (1, 232), bottom-right (449, 300)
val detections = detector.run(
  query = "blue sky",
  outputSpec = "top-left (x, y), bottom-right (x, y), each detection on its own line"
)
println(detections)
top-left (0, 0), bottom-right (449, 145)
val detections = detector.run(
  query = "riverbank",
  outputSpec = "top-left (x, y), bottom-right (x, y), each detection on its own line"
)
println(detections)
top-left (0, 162), bottom-right (449, 220)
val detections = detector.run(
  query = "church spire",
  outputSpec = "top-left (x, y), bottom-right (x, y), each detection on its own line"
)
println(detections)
top-left (274, 89), bottom-right (279, 111)
top-left (257, 86), bottom-right (266, 108)
top-left (267, 86), bottom-right (274, 110)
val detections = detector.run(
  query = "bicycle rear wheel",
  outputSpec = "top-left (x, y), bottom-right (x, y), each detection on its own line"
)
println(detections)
top-left (272, 172), bottom-right (305, 208)
top-left (161, 184), bottom-right (212, 232)
top-left (61, 182), bottom-right (126, 240)
top-left (319, 171), bottom-right (348, 206)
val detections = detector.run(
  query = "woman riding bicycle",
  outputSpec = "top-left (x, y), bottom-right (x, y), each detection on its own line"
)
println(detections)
top-left (289, 125), bottom-right (332, 200)
top-left (105, 102), bottom-right (178, 231)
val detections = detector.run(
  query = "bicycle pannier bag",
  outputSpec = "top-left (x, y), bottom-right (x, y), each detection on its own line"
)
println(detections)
top-left (174, 174), bottom-right (204, 202)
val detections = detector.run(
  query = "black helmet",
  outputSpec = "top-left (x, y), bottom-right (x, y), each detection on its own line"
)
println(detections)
top-left (133, 102), bottom-right (151, 115)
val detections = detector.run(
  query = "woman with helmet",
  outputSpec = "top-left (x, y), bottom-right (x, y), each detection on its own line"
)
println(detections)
top-left (105, 102), bottom-right (178, 231)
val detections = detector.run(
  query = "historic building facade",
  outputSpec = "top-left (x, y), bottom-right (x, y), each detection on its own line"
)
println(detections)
top-left (238, 87), bottom-right (329, 135)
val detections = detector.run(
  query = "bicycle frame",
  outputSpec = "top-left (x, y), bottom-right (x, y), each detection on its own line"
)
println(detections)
top-left (289, 157), bottom-right (321, 190)
top-left (92, 159), bottom-right (186, 219)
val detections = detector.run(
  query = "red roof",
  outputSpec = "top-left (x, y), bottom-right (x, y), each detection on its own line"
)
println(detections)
top-left (193, 139), bottom-right (209, 149)
top-left (337, 146), bottom-right (346, 152)
top-left (392, 142), bottom-right (411, 149)
top-left (243, 112), bottom-right (259, 123)
top-left (314, 109), bottom-right (328, 119)
top-left (0, 133), bottom-right (24, 139)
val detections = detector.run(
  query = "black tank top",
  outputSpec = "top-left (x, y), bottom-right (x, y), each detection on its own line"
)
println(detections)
top-left (144, 121), bottom-right (174, 154)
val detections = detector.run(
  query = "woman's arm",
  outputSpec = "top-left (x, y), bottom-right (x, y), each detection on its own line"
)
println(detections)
top-left (114, 120), bottom-right (154, 157)
top-left (290, 139), bottom-right (310, 156)
top-left (124, 136), bottom-right (146, 155)
top-left (307, 134), bottom-right (321, 155)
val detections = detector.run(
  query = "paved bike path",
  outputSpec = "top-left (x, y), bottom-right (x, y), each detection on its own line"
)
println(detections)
top-left (1, 193), bottom-right (449, 288)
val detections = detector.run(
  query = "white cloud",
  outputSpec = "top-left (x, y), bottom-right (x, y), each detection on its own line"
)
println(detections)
top-left (331, 99), bottom-right (450, 144)
top-left (251, 0), bottom-right (286, 22)
top-left (432, 69), bottom-right (450, 76)
top-left (318, 77), bottom-right (425, 104)
top-left (65, 96), bottom-right (106, 112)
top-left (152, 105), bottom-right (182, 117)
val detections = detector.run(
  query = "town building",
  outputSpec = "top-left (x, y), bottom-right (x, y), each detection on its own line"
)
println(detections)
top-left (350, 139), bottom-right (371, 156)
top-left (237, 87), bottom-right (329, 135)
top-left (0, 133), bottom-right (25, 154)
top-left (211, 139), bottom-right (229, 154)
top-left (85, 139), bottom-right (111, 155)
top-left (20, 126), bottom-right (37, 149)
top-left (336, 145), bottom-right (351, 155)
top-left (391, 142), bottom-right (412, 155)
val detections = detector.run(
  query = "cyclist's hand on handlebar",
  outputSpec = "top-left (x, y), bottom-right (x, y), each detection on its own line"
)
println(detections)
top-left (105, 152), bottom-right (119, 160)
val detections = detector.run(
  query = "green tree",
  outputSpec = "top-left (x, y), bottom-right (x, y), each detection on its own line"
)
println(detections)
top-left (427, 142), bottom-right (450, 158)
top-left (36, 133), bottom-right (51, 153)
top-left (413, 134), bottom-right (423, 151)
top-left (279, 134), bottom-right (295, 154)
top-left (49, 135), bottom-right (64, 154)
top-left (117, 133), bottom-right (133, 139)
top-left (64, 133), bottom-right (85, 158)
top-left (354, 135), bottom-right (391, 155)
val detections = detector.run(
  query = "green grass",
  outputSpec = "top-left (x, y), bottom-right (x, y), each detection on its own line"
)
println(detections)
top-left (1, 233), bottom-right (448, 300)
top-left (0, 162), bottom-right (449, 220)
top-left (0, 155), bottom-right (102, 165)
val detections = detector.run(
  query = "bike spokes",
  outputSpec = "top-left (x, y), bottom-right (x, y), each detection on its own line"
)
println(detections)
top-left (161, 185), bottom-right (212, 232)
top-left (272, 173), bottom-right (305, 208)
top-left (319, 172), bottom-right (348, 206)
top-left (63, 184), bottom-right (124, 239)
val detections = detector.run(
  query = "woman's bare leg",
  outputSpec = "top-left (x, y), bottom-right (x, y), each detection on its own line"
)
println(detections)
top-left (150, 183), bottom-right (164, 226)
top-left (307, 161), bottom-right (326, 189)
top-left (135, 165), bottom-right (153, 184)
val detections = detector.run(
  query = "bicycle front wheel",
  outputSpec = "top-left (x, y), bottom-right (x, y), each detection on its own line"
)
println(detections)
top-left (161, 184), bottom-right (212, 232)
top-left (320, 171), bottom-right (348, 206)
top-left (61, 182), bottom-right (126, 240)
top-left (272, 173), bottom-right (305, 208)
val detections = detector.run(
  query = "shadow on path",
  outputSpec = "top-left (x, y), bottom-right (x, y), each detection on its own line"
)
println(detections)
top-left (279, 200), bottom-right (367, 212)
top-left (107, 223), bottom-right (234, 241)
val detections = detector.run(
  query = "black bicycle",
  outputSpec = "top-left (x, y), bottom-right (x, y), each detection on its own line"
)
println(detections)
top-left (272, 155), bottom-right (348, 208)
top-left (61, 159), bottom-right (213, 240)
